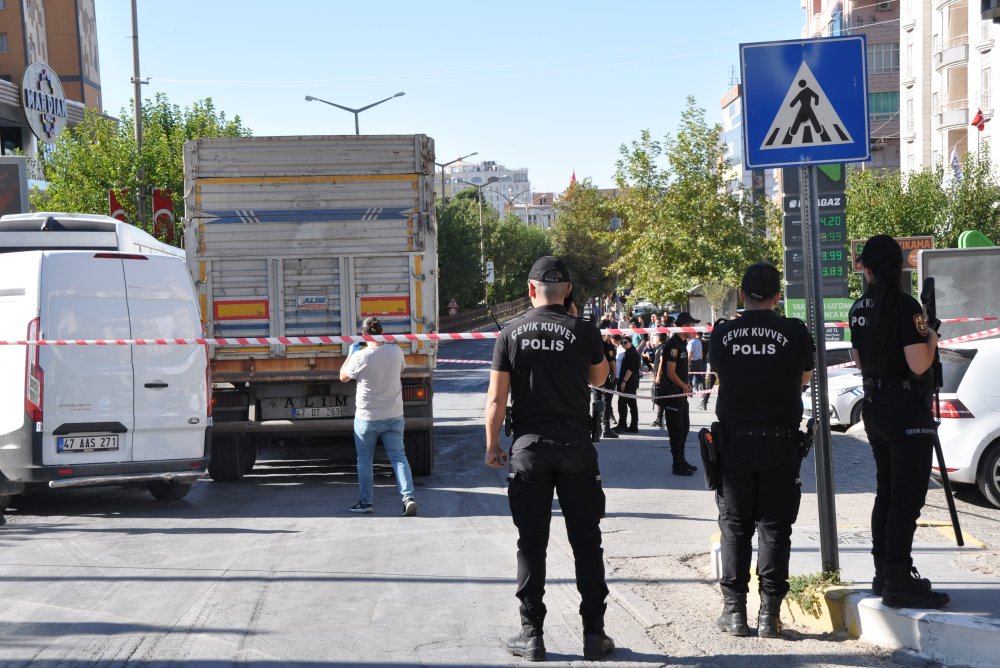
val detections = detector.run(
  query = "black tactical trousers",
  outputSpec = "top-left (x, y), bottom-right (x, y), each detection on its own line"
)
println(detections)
top-left (862, 390), bottom-right (935, 571)
top-left (663, 398), bottom-right (690, 459)
top-left (616, 393), bottom-right (638, 428)
top-left (508, 426), bottom-right (609, 631)
top-left (716, 438), bottom-right (802, 597)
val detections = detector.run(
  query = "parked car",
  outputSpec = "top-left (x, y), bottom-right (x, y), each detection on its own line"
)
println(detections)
top-left (802, 342), bottom-right (864, 428)
top-left (933, 339), bottom-right (1000, 508)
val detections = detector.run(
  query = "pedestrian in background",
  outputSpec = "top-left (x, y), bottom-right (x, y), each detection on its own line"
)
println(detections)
top-left (710, 263), bottom-right (814, 637)
top-left (614, 336), bottom-right (641, 433)
top-left (699, 319), bottom-right (727, 411)
top-left (849, 235), bottom-right (950, 609)
top-left (660, 313), bottom-right (700, 475)
top-left (598, 322), bottom-right (619, 440)
top-left (339, 317), bottom-right (417, 517)
top-left (484, 256), bottom-right (616, 661)
top-left (688, 332), bottom-right (705, 394)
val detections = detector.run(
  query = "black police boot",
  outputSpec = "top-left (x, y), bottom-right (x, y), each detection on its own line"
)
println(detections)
top-left (716, 592), bottom-right (751, 636)
top-left (506, 613), bottom-right (545, 662)
top-left (649, 408), bottom-right (664, 428)
top-left (757, 593), bottom-right (785, 638)
top-left (582, 616), bottom-right (615, 660)
top-left (881, 562), bottom-right (948, 609)
top-left (872, 557), bottom-right (930, 596)
top-left (671, 448), bottom-right (697, 476)
top-left (602, 422), bottom-right (619, 439)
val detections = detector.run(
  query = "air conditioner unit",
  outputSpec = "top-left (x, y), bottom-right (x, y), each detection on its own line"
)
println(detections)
top-left (878, 1), bottom-right (893, 10)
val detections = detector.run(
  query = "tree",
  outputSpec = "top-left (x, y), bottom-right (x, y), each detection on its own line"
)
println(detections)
top-left (948, 151), bottom-right (1000, 246)
top-left (484, 212), bottom-right (552, 304)
top-left (550, 178), bottom-right (617, 303)
top-left (32, 93), bottom-right (250, 244)
top-left (436, 190), bottom-right (485, 314)
top-left (610, 98), bottom-right (776, 307)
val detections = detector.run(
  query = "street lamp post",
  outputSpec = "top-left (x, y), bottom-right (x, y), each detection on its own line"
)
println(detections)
top-left (304, 92), bottom-right (405, 135)
top-left (496, 187), bottom-right (531, 218)
top-left (435, 152), bottom-right (478, 201)
top-left (458, 177), bottom-right (500, 305)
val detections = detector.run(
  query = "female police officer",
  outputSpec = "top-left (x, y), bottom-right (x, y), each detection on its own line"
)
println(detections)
top-left (849, 234), bottom-right (949, 609)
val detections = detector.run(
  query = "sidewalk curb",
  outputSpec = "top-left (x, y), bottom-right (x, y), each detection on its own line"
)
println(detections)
top-left (709, 536), bottom-right (1000, 668)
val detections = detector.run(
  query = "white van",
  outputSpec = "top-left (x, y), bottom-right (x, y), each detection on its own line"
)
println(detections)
top-left (0, 214), bottom-right (210, 511)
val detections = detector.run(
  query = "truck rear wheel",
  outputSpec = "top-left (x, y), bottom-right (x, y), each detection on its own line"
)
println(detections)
top-left (209, 434), bottom-right (251, 481)
top-left (406, 430), bottom-right (434, 477)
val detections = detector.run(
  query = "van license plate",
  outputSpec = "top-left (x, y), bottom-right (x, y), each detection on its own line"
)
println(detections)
top-left (291, 407), bottom-right (342, 419)
top-left (57, 435), bottom-right (119, 452)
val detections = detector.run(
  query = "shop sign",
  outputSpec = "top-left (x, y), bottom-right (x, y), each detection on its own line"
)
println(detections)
top-left (22, 62), bottom-right (68, 143)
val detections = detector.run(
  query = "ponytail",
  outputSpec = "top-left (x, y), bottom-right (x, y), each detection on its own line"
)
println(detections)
top-left (864, 257), bottom-right (904, 363)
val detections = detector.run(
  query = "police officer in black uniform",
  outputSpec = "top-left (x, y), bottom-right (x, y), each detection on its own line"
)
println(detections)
top-left (597, 322), bottom-right (619, 439)
top-left (485, 256), bottom-right (616, 662)
top-left (660, 313), bottom-right (700, 476)
top-left (849, 235), bottom-right (950, 609)
top-left (710, 262), bottom-right (814, 638)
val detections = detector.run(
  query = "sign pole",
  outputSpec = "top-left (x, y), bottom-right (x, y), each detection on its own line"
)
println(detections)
top-left (800, 164), bottom-right (840, 573)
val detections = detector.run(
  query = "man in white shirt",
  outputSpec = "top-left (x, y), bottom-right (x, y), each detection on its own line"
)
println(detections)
top-left (340, 317), bottom-right (417, 516)
top-left (688, 332), bottom-right (705, 394)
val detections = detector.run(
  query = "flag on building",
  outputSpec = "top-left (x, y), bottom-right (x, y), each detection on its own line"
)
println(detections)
top-left (949, 147), bottom-right (962, 183)
top-left (971, 108), bottom-right (989, 131)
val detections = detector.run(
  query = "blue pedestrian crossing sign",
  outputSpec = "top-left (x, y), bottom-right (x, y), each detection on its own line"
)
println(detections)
top-left (740, 36), bottom-right (870, 169)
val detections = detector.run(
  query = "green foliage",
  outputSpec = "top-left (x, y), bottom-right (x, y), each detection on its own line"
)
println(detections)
top-left (484, 212), bottom-right (552, 304)
top-left (948, 151), bottom-right (1000, 246)
top-left (786, 571), bottom-right (849, 619)
top-left (550, 178), bottom-right (617, 304)
top-left (32, 93), bottom-right (250, 245)
top-left (605, 97), bottom-right (777, 306)
top-left (437, 190), bottom-right (485, 313)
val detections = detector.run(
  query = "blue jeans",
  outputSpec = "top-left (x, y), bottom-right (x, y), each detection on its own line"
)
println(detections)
top-left (353, 416), bottom-right (414, 505)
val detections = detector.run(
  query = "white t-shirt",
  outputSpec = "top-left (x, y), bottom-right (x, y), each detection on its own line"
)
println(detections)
top-left (687, 337), bottom-right (703, 362)
top-left (341, 343), bottom-right (405, 421)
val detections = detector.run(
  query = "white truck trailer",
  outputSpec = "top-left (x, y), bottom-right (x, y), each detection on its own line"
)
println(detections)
top-left (183, 135), bottom-right (438, 479)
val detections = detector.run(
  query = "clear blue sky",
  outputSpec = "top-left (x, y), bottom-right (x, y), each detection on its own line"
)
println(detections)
top-left (94, 1), bottom-right (803, 192)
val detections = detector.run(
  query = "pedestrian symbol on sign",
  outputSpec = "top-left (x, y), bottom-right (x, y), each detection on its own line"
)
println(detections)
top-left (760, 61), bottom-right (853, 150)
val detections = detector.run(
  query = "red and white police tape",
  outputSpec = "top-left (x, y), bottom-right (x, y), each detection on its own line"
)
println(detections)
top-left (0, 316), bottom-right (994, 347)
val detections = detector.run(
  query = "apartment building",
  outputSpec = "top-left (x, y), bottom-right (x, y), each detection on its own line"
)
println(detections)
top-left (804, 0), bottom-right (901, 171)
top-left (0, 0), bottom-right (101, 156)
top-left (900, 0), bottom-right (998, 173)
top-left (720, 83), bottom-right (778, 201)
top-left (438, 159), bottom-right (532, 218)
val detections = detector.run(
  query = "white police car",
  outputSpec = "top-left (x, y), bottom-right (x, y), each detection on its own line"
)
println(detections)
top-left (802, 342), bottom-right (864, 428)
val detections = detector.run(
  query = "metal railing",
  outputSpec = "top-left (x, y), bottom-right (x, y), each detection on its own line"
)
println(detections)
top-left (439, 295), bottom-right (532, 333)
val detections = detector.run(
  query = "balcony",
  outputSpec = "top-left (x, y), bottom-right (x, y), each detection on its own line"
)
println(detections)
top-left (902, 17), bottom-right (915, 32)
top-left (936, 100), bottom-right (969, 129)
top-left (902, 72), bottom-right (915, 88)
top-left (935, 38), bottom-right (970, 70)
top-left (976, 21), bottom-right (994, 53)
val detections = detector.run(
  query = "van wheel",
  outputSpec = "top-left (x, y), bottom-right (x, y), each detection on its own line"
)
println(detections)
top-left (147, 480), bottom-right (194, 501)
top-left (209, 434), bottom-right (248, 481)
top-left (976, 442), bottom-right (1000, 509)
top-left (405, 430), bottom-right (433, 477)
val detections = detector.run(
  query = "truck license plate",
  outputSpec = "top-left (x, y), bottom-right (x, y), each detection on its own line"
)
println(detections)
top-left (291, 406), bottom-right (342, 419)
top-left (57, 434), bottom-right (119, 452)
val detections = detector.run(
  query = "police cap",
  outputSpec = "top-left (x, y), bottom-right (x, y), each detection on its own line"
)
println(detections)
top-left (741, 262), bottom-right (781, 301)
top-left (528, 256), bottom-right (571, 283)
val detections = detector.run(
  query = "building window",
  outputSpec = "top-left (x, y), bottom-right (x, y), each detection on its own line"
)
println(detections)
top-left (906, 97), bottom-right (914, 134)
top-left (983, 68), bottom-right (992, 109)
top-left (869, 91), bottom-right (900, 120)
top-left (868, 43), bottom-right (900, 74)
top-left (0, 33), bottom-right (7, 54)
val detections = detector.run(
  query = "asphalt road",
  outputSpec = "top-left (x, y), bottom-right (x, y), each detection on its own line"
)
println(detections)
top-left (0, 337), bottom-right (994, 666)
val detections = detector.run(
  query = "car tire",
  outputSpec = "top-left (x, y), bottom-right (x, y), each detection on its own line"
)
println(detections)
top-left (976, 441), bottom-right (1000, 509)
top-left (0, 494), bottom-right (11, 514)
top-left (147, 480), bottom-right (194, 501)
top-left (242, 437), bottom-right (260, 475)
top-left (405, 430), bottom-right (434, 477)
top-left (849, 401), bottom-right (864, 427)
top-left (209, 434), bottom-right (249, 481)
